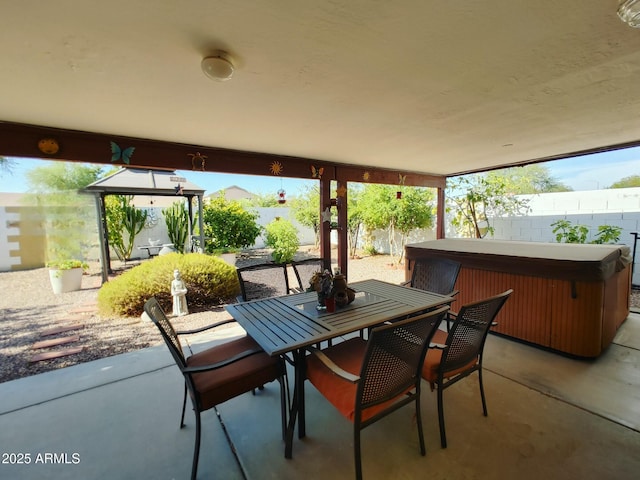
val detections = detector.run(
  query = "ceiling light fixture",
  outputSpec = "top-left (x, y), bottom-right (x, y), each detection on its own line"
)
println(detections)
top-left (201, 52), bottom-right (234, 81)
top-left (618, 0), bottom-right (640, 28)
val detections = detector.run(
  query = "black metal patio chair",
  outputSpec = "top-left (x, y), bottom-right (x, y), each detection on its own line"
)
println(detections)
top-left (291, 257), bottom-right (328, 292)
top-left (305, 306), bottom-right (450, 480)
top-left (422, 289), bottom-right (512, 448)
top-left (236, 262), bottom-right (291, 302)
top-left (144, 297), bottom-right (288, 480)
top-left (404, 257), bottom-right (462, 330)
top-left (407, 257), bottom-right (462, 297)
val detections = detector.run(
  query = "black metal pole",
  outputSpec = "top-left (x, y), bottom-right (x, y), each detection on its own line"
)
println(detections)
top-left (631, 232), bottom-right (639, 286)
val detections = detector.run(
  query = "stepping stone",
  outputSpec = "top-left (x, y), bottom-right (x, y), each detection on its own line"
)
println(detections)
top-left (32, 335), bottom-right (80, 350)
top-left (40, 324), bottom-right (84, 337)
top-left (28, 347), bottom-right (85, 363)
top-left (68, 306), bottom-right (98, 314)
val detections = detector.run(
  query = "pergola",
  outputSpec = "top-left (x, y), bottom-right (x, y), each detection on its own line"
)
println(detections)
top-left (83, 167), bottom-right (205, 283)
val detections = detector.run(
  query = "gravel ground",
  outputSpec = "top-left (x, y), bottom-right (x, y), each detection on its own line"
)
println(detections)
top-left (0, 248), bottom-right (406, 383)
top-left (3, 249), bottom-right (637, 384)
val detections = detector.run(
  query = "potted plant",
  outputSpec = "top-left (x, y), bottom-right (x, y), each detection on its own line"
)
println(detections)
top-left (47, 259), bottom-right (89, 294)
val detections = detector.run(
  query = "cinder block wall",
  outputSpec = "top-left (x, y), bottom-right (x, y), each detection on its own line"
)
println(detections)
top-left (0, 206), bottom-right (47, 271)
top-left (486, 188), bottom-right (640, 285)
top-left (4, 188), bottom-right (640, 281)
top-left (0, 204), bottom-right (317, 270)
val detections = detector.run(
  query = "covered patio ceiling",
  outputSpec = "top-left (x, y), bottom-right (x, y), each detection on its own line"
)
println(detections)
top-left (2, 1), bottom-right (640, 178)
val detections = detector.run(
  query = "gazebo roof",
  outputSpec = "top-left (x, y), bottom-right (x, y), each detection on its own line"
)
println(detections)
top-left (83, 168), bottom-right (204, 196)
top-left (83, 167), bottom-right (206, 283)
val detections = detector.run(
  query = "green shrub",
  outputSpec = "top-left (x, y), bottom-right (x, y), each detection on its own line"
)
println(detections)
top-left (591, 225), bottom-right (622, 244)
top-left (97, 253), bottom-right (240, 317)
top-left (551, 220), bottom-right (588, 243)
top-left (363, 244), bottom-right (379, 256)
top-left (202, 195), bottom-right (262, 253)
top-left (46, 259), bottom-right (89, 270)
top-left (551, 220), bottom-right (621, 244)
top-left (264, 219), bottom-right (300, 263)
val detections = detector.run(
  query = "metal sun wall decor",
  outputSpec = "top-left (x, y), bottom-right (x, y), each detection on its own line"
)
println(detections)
top-left (270, 161), bottom-right (283, 175)
top-left (37, 138), bottom-right (60, 155)
top-left (110, 141), bottom-right (135, 164)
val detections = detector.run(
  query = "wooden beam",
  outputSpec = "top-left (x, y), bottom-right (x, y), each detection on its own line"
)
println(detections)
top-left (335, 164), bottom-right (445, 188)
top-left (0, 121), bottom-right (446, 187)
top-left (436, 186), bottom-right (445, 239)
top-left (1, 121), bottom-right (450, 268)
top-left (336, 179), bottom-right (348, 277)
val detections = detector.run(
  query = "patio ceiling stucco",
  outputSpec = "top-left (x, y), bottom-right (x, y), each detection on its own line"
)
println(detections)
top-left (1, 1), bottom-right (640, 178)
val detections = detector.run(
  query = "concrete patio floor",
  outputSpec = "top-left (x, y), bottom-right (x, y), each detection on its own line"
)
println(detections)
top-left (1, 313), bottom-right (639, 480)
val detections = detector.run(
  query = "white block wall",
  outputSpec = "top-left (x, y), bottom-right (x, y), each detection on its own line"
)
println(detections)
top-left (485, 188), bottom-right (640, 285)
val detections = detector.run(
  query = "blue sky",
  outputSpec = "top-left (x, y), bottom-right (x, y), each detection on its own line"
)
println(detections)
top-left (3, 146), bottom-right (640, 195)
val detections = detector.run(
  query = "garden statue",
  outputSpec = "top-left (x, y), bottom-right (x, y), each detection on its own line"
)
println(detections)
top-left (171, 269), bottom-right (189, 316)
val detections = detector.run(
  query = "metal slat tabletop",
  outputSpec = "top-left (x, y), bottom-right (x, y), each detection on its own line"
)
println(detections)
top-left (225, 278), bottom-right (453, 459)
top-left (225, 279), bottom-right (452, 356)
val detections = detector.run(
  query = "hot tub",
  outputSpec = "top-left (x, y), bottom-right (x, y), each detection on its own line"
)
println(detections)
top-left (404, 239), bottom-right (632, 357)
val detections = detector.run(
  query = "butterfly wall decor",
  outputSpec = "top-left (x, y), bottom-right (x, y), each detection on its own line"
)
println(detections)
top-left (311, 165), bottom-right (324, 179)
top-left (110, 141), bottom-right (135, 164)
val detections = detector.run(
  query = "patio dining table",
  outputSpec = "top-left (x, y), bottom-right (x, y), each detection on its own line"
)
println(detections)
top-left (225, 278), bottom-right (454, 458)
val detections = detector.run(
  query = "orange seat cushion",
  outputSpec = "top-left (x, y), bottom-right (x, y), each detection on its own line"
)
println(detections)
top-left (432, 329), bottom-right (448, 345)
top-left (306, 338), bottom-right (412, 423)
top-left (187, 335), bottom-right (281, 410)
top-left (422, 331), bottom-right (478, 384)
